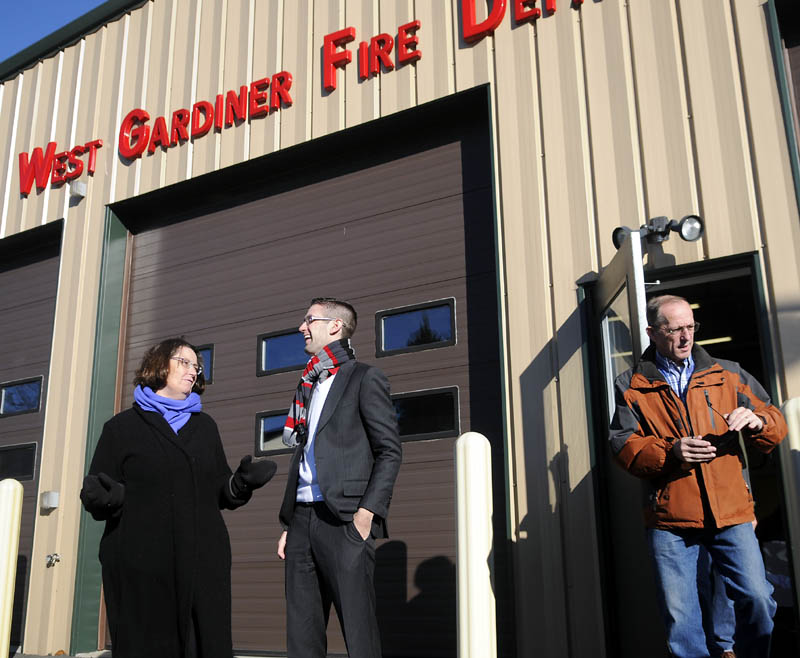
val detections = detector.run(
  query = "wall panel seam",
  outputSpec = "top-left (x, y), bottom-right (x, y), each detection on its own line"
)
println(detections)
top-left (214, 0), bottom-right (228, 172)
top-left (161, 0), bottom-right (180, 190)
top-left (134, 1), bottom-right (154, 198)
top-left (0, 77), bottom-right (24, 238)
top-left (62, 41), bottom-right (86, 220)
top-left (187, 0), bottom-right (203, 182)
top-left (41, 52), bottom-right (65, 227)
top-left (245, 0), bottom-right (255, 162)
top-left (109, 15), bottom-right (132, 204)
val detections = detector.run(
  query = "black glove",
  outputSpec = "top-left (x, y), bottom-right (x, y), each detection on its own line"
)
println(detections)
top-left (80, 472), bottom-right (125, 511)
top-left (230, 455), bottom-right (277, 498)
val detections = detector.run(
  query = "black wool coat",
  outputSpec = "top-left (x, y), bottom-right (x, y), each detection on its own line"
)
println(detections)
top-left (82, 404), bottom-right (250, 658)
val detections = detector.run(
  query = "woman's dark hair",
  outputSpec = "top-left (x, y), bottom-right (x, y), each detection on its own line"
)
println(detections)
top-left (133, 337), bottom-right (205, 395)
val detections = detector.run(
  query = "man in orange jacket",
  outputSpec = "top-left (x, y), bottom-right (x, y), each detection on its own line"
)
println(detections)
top-left (609, 294), bottom-right (787, 658)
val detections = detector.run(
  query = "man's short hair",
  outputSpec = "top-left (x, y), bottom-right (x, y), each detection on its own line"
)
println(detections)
top-left (646, 294), bottom-right (690, 327)
top-left (311, 297), bottom-right (358, 338)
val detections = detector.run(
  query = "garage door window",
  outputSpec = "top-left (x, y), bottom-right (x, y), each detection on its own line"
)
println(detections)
top-left (196, 345), bottom-right (214, 384)
top-left (0, 443), bottom-right (37, 480)
top-left (255, 409), bottom-right (292, 455)
top-left (258, 330), bottom-right (308, 376)
top-left (376, 299), bottom-right (455, 357)
top-left (392, 386), bottom-right (460, 441)
top-left (0, 378), bottom-right (42, 417)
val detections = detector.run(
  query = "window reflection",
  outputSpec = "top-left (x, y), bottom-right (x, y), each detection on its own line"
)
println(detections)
top-left (255, 410), bottom-right (291, 454)
top-left (377, 299), bottom-right (455, 356)
top-left (197, 345), bottom-right (214, 384)
top-left (258, 331), bottom-right (308, 375)
top-left (0, 379), bottom-right (42, 416)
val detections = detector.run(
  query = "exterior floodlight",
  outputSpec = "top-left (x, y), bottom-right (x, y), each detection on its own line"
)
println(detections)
top-left (612, 226), bottom-right (632, 250)
top-left (676, 214), bottom-right (704, 242)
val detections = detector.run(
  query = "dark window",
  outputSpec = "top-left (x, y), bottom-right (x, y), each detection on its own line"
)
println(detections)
top-left (196, 345), bottom-right (214, 384)
top-left (376, 299), bottom-right (456, 357)
top-left (257, 330), bottom-right (307, 376)
top-left (392, 386), bottom-right (459, 441)
top-left (0, 443), bottom-right (37, 480)
top-left (0, 378), bottom-right (43, 417)
top-left (254, 409), bottom-right (293, 455)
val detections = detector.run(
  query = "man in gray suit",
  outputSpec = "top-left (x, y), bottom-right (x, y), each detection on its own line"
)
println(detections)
top-left (277, 297), bottom-right (402, 658)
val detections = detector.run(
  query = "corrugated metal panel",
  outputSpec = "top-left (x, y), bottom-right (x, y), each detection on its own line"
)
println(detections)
top-left (414, 2), bottom-right (455, 105)
top-left (249, 0), bottom-right (284, 159)
top-left (344, 0), bottom-right (380, 129)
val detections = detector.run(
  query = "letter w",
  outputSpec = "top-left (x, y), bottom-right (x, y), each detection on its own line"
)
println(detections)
top-left (19, 142), bottom-right (57, 194)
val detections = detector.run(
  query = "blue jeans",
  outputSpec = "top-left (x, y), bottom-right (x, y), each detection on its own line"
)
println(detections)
top-left (697, 548), bottom-right (735, 655)
top-left (648, 523), bottom-right (776, 658)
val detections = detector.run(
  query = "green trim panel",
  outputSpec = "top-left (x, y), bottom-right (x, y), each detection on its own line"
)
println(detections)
top-left (70, 210), bottom-right (127, 653)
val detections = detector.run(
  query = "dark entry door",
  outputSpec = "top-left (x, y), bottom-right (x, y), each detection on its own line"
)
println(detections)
top-left (590, 251), bottom-right (799, 657)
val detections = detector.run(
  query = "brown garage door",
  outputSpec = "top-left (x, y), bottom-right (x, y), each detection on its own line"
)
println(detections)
top-left (0, 225), bottom-right (61, 647)
top-left (115, 95), bottom-right (504, 656)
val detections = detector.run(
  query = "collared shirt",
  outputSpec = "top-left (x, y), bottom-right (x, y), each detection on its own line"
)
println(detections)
top-left (655, 350), bottom-right (695, 402)
top-left (296, 373), bottom-right (335, 503)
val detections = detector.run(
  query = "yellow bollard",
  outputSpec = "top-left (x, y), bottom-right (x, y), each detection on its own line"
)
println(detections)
top-left (0, 479), bottom-right (23, 655)
top-left (455, 432), bottom-right (497, 658)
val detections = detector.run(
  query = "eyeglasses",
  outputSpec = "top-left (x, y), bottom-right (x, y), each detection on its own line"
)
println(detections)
top-left (302, 315), bottom-right (339, 326)
top-left (171, 356), bottom-right (203, 375)
top-left (659, 322), bottom-right (700, 337)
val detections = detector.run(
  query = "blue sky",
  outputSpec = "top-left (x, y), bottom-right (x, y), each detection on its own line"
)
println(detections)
top-left (0, 0), bottom-right (108, 64)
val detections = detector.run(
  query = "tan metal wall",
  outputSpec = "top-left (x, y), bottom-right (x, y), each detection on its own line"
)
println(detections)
top-left (0, 1), bottom-right (798, 655)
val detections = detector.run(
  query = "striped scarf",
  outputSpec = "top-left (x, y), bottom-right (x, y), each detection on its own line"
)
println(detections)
top-left (282, 338), bottom-right (356, 447)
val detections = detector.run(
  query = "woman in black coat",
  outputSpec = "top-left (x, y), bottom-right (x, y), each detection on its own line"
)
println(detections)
top-left (80, 337), bottom-right (276, 658)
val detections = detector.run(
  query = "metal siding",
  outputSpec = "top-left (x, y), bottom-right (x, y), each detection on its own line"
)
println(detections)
top-left (627, 0), bottom-right (701, 265)
top-left (0, 244), bottom-right (60, 646)
top-left (0, 76), bottom-right (22, 237)
top-left (378, 0), bottom-right (416, 115)
top-left (414, 1), bottom-right (455, 105)
top-left (678, 0), bottom-right (759, 258)
top-left (163, 0), bottom-right (197, 188)
top-left (280, 0), bottom-right (313, 149)
top-left (249, 0), bottom-right (284, 159)
top-left (344, 0), bottom-right (380, 129)
top-left (312, 0), bottom-right (346, 138)
top-left (119, 120), bottom-right (499, 654)
top-left (219, 0), bottom-right (253, 170)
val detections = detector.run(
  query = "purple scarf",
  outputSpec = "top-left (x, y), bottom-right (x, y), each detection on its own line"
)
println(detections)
top-left (134, 385), bottom-right (202, 434)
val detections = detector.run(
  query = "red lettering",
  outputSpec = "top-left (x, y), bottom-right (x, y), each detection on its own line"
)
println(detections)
top-left (50, 152), bottom-right (69, 185)
top-left (170, 109), bottom-right (190, 144)
top-left (225, 86), bottom-right (248, 126)
top-left (18, 142), bottom-right (57, 194)
top-left (397, 21), bottom-right (421, 65)
top-left (462, 0), bottom-right (507, 43)
top-left (369, 34), bottom-right (395, 75)
top-left (85, 139), bottom-right (102, 173)
top-left (548, 0), bottom-right (557, 11)
top-left (358, 42), bottom-right (369, 79)
top-left (215, 94), bottom-right (224, 131)
top-left (270, 72), bottom-right (293, 109)
top-left (323, 27), bottom-right (356, 92)
top-left (249, 77), bottom-right (270, 118)
top-left (148, 116), bottom-right (170, 153)
top-left (65, 145), bottom-right (85, 180)
top-left (191, 101), bottom-right (214, 138)
top-left (514, 0), bottom-right (540, 22)
top-left (119, 109), bottom-right (151, 159)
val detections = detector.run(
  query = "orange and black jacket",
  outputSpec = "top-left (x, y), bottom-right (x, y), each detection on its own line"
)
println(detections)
top-left (609, 345), bottom-right (787, 529)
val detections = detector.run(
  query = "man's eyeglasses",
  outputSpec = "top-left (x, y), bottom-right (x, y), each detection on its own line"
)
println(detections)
top-left (302, 315), bottom-right (339, 326)
top-left (659, 322), bottom-right (700, 337)
top-left (171, 356), bottom-right (203, 375)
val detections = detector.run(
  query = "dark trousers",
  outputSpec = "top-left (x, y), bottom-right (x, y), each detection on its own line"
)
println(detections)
top-left (285, 502), bottom-right (381, 658)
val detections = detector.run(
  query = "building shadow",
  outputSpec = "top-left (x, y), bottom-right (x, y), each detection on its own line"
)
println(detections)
top-left (375, 541), bottom-right (457, 658)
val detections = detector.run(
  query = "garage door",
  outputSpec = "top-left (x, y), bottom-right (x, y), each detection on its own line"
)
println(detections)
top-left (0, 225), bottom-right (60, 647)
top-left (115, 98), bottom-right (503, 656)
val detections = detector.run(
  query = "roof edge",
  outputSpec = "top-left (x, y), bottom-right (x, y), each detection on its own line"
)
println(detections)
top-left (0, 0), bottom-right (147, 83)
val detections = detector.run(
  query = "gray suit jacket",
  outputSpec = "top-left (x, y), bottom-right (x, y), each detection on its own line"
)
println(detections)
top-left (279, 359), bottom-right (402, 537)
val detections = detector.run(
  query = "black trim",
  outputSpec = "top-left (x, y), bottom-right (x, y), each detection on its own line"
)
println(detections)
top-left (256, 329), bottom-right (307, 377)
top-left (254, 408), bottom-right (293, 456)
top-left (392, 386), bottom-right (460, 442)
top-left (375, 298), bottom-right (456, 358)
top-left (0, 376), bottom-right (44, 418)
